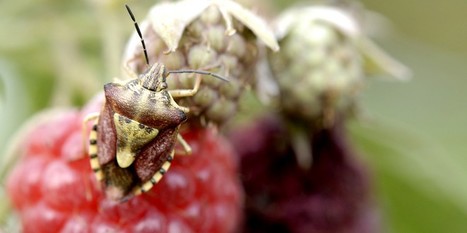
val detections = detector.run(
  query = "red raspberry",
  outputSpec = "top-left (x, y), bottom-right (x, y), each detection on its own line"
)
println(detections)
top-left (6, 96), bottom-right (242, 233)
top-left (229, 115), bottom-right (379, 233)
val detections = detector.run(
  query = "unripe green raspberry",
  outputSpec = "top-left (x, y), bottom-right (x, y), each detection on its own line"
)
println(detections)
top-left (266, 3), bottom-right (409, 127)
top-left (267, 5), bottom-right (362, 127)
top-left (123, 0), bottom-right (278, 126)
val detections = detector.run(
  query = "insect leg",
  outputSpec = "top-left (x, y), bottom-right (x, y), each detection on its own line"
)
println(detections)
top-left (132, 150), bottom-right (175, 195)
top-left (175, 134), bottom-right (192, 155)
top-left (168, 74), bottom-right (202, 98)
top-left (167, 74), bottom-right (202, 114)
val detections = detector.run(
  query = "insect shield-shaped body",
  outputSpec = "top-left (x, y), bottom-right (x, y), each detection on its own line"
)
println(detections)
top-left (87, 63), bottom-right (189, 201)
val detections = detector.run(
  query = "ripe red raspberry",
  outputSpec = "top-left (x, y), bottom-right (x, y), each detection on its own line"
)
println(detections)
top-left (6, 96), bottom-right (242, 233)
top-left (229, 115), bottom-right (378, 233)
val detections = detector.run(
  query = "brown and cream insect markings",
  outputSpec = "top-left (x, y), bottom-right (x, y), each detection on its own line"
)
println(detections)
top-left (83, 5), bottom-right (227, 201)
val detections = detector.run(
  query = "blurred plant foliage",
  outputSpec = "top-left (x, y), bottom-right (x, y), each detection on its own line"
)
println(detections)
top-left (1, 0), bottom-right (467, 232)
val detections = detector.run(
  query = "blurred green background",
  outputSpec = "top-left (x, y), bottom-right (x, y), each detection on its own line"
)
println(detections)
top-left (1, 0), bottom-right (466, 232)
top-left (352, 1), bottom-right (467, 232)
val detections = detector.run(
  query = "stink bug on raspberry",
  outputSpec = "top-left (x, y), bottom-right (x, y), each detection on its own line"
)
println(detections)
top-left (83, 5), bottom-right (228, 201)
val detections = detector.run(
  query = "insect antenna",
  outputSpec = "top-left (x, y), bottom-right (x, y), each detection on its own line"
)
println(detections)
top-left (125, 4), bottom-right (150, 66)
top-left (167, 70), bottom-right (229, 82)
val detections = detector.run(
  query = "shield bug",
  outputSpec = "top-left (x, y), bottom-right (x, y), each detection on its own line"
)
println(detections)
top-left (83, 5), bottom-right (228, 201)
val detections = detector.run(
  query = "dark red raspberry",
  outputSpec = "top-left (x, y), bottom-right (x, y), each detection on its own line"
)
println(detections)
top-left (229, 115), bottom-right (379, 233)
top-left (6, 96), bottom-right (242, 233)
